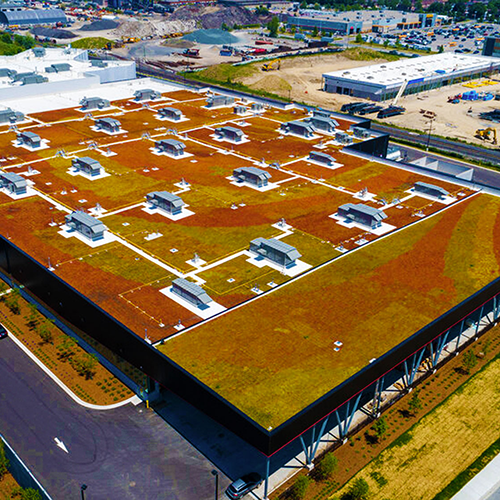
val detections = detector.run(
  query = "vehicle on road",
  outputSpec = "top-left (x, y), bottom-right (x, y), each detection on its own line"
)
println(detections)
top-left (225, 473), bottom-right (263, 499)
top-left (0, 324), bottom-right (7, 339)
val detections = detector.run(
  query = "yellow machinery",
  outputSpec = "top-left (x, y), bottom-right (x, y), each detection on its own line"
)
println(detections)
top-left (476, 128), bottom-right (497, 144)
top-left (261, 59), bottom-right (281, 72)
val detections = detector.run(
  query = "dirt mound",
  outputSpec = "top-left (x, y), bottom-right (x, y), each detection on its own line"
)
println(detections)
top-left (80, 19), bottom-right (119, 31)
top-left (115, 18), bottom-right (195, 38)
top-left (31, 27), bottom-right (76, 39)
top-left (170, 5), bottom-right (268, 29)
top-left (162, 38), bottom-right (195, 48)
top-left (249, 74), bottom-right (292, 93)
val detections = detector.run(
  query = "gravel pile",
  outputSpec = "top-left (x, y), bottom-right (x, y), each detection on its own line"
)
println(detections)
top-left (183, 29), bottom-right (240, 45)
top-left (31, 27), bottom-right (77, 39)
top-left (80, 19), bottom-right (119, 31)
top-left (170, 5), bottom-right (269, 30)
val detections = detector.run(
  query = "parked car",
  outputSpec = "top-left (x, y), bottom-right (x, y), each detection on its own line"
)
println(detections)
top-left (0, 323), bottom-right (7, 340)
top-left (225, 473), bottom-right (263, 499)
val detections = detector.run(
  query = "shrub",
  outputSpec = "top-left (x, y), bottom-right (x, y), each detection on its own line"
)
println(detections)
top-left (372, 416), bottom-right (388, 441)
top-left (341, 478), bottom-right (369, 500)
top-left (292, 476), bottom-right (311, 500)
top-left (462, 350), bottom-right (477, 374)
top-left (0, 441), bottom-right (9, 480)
top-left (315, 453), bottom-right (338, 481)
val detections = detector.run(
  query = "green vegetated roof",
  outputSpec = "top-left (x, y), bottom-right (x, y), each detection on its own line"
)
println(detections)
top-left (159, 193), bottom-right (500, 429)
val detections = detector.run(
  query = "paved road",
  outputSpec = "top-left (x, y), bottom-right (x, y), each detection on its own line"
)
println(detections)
top-left (372, 123), bottom-right (500, 166)
top-left (0, 337), bottom-right (228, 500)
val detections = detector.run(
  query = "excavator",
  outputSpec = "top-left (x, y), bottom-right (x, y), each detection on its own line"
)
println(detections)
top-left (475, 127), bottom-right (497, 144)
top-left (261, 59), bottom-right (281, 72)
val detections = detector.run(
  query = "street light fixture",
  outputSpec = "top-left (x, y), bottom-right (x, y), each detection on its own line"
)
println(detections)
top-left (80, 484), bottom-right (87, 500)
top-left (211, 469), bottom-right (219, 500)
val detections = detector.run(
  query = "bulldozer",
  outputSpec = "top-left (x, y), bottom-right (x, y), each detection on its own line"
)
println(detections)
top-left (261, 59), bottom-right (281, 72)
top-left (475, 127), bottom-right (497, 144)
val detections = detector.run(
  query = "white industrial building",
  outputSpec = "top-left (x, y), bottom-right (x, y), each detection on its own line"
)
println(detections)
top-left (0, 47), bottom-right (135, 102)
top-left (323, 53), bottom-right (500, 101)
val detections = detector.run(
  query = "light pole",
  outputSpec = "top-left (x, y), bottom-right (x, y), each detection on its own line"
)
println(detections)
top-left (211, 470), bottom-right (219, 500)
top-left (80, 484), bottom-right (87, 500)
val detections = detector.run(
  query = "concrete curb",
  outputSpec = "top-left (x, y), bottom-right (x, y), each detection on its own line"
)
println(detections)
top-left (6, 329), bottom-right (141, 411)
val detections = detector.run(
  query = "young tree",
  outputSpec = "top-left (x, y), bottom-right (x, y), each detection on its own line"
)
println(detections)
top-left (292, 476), bottom-right (310, 500)
top-left (462, 350), bottom-right (477, 374)
top-left (315, 452), bottom-right (338, 481)
top-left (0, 440), bottom-right (9, 480)
top-left (355, 33), bottom-right (363, 43)
top-left (267, 16), bottom-right (280, 37)
top-left (59, 336), bottom-right (77, 360)
top-left (372, 416), bottom-right (388, 440)
top-left (36, 319), bottom-right (53, 344)
top-left (5, 291), bottom-right (20, 315)
top-left (408, 391), bottom-right (423, 415)
top-left (341, 478), bottom-right (370, 500)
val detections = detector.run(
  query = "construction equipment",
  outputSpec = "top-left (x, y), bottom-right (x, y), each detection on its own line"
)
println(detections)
top-left (182, 48), bottom-right (200, 58)
top-left (420, 110), bottom-right (436, 119)
top-left (392, 79), bottom-right (408, 107)
top-left (261, 59), bottom-right (281, 72)
top-left (475, 127), bottom-right (497, 144)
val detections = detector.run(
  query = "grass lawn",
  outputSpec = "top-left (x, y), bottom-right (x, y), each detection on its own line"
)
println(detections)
top-left (331, 352), bottom-right (500, 500)
top-left (159, 193), bottom-right (500, 428)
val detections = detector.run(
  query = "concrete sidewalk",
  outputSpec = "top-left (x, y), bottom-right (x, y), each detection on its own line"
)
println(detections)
top-left (452, 452), bottom-right (500, 500)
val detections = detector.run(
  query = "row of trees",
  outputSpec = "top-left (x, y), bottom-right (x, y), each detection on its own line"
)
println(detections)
top-left (0, 284), bottom-right (98, 380)
top-left (0, 442), bottom-right (42, 499)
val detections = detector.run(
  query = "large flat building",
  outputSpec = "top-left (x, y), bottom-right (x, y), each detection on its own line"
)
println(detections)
top-left (483, 36), bottom-right (500, 58)
top-left (1, 63), bottom-right (499, 497)
top-left (287, 9), bottom-right (437, 35)
top-left (0, 47), bottom-right (135, 102)
top-left (323, 53), bottom-right (500, 101)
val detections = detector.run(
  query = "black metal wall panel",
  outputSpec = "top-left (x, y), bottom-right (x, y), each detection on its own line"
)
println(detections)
top-left (1, 234), bottom-right (499, 456)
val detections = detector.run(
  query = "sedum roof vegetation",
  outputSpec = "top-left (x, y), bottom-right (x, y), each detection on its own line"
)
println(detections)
top-left (159, 193), bottom-right (500, 429)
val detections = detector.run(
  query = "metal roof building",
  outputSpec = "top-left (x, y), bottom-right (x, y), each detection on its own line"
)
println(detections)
top-left (0, 107), bottom-right (23, 124)
top-left (280, 120), bottom-right (315, 138)
top-left (134, 88), bottom-right (161, 101)
top-left (146, 191), bottom-right (185, 215)
top-left (0, 8), bottom-right (67, 26)
top-left (414, 181), bottom-right (449, 199)
top-left (323, 54), bottom-right (500, 102)
top-left (65, 211), bottom-right (107, 241)
top-left (249, 237), bottom-right (302, 269)
top-left (17, 131), bottom-right (41, 148)
top-left (158, 107), bottom-right (183, 121)
top-left (95, 117), bottom-right (121, 133)
top-left (309, 151), bottom-right (335, 166)
top-left (72, 157), bottom-right (102, 177)
top-left (215, 126), bottom-right (245, 142)
top-left (172, 278), bottom-right (213, 308)
top-left (0, 171), bottom-right (27, 195)
top-left (155, 139), bottom-right (186, 157)
top-left (80, 97), bottom-right (110, 111)
top-left (338, 203), bottom-right (387, 229)
top-left (233, 167), bottom-right (271, 188)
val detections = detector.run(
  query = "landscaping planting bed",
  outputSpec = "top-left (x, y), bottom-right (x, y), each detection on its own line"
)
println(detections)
top-left (0, 283), bottom-right (133, 405)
